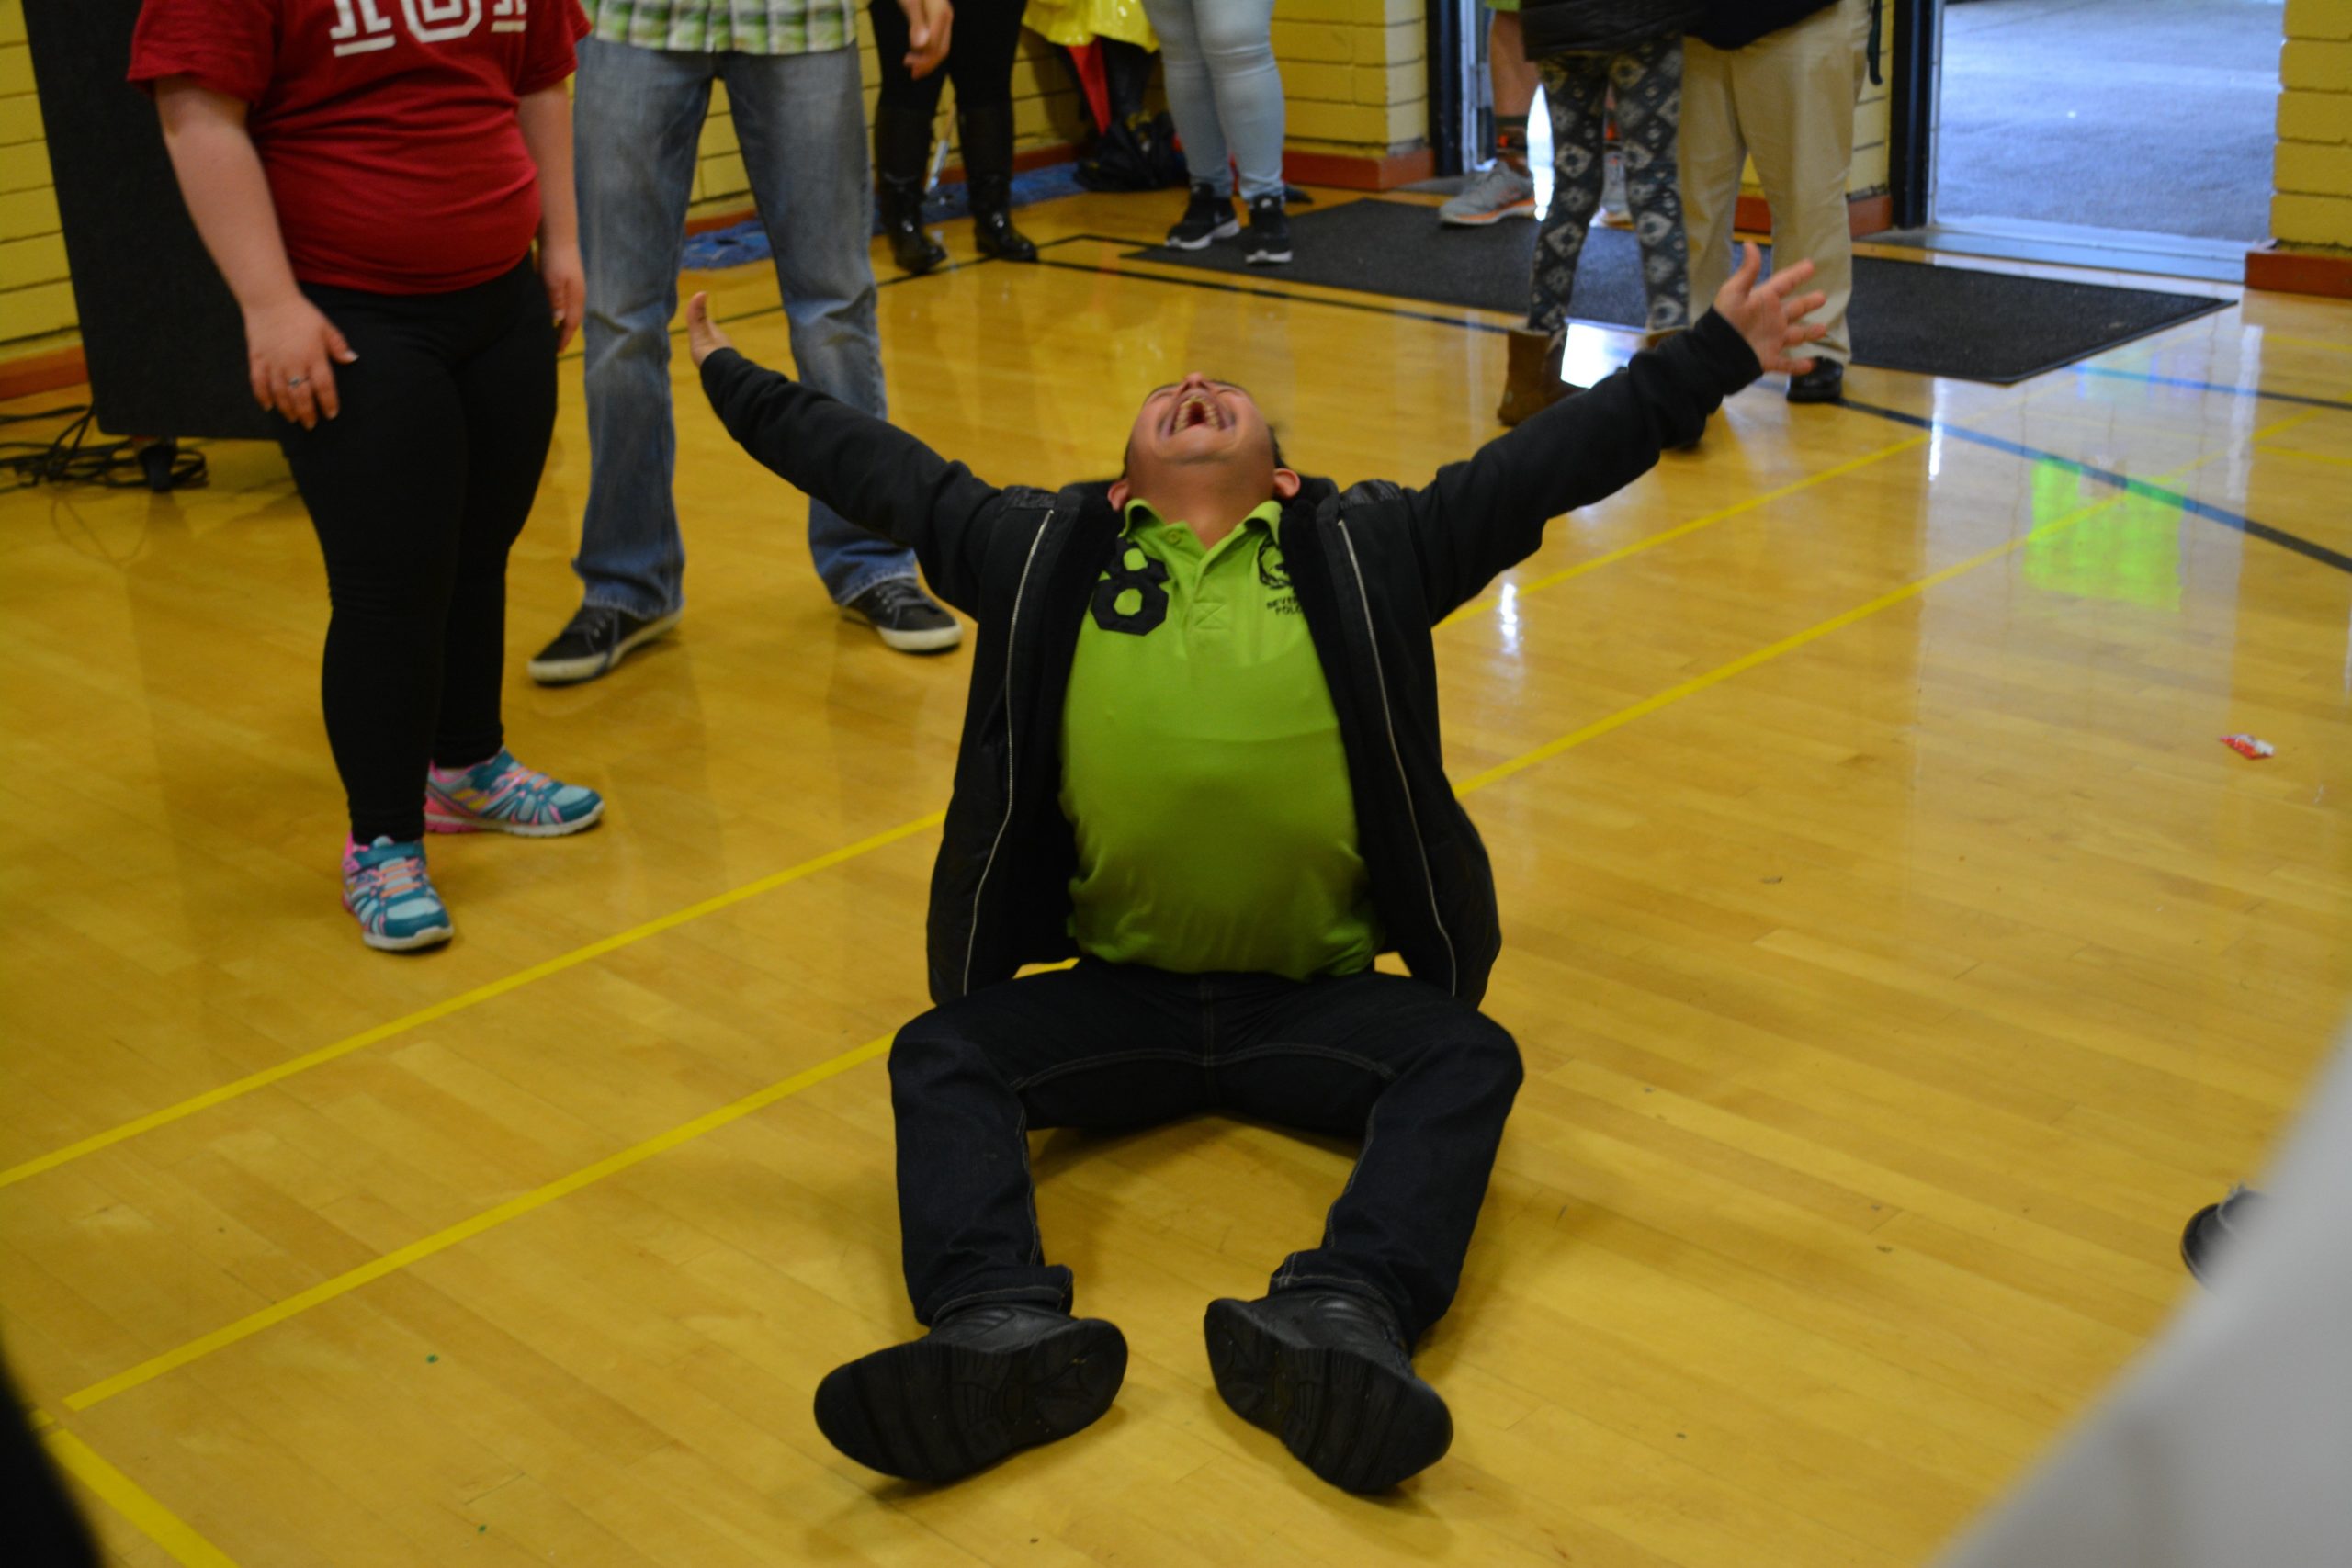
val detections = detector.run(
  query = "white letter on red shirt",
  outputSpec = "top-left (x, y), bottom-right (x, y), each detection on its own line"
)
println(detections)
top-left (400, 0), bottom-right (485, 42)
top-left (328, 0), bottom-right (398, 55)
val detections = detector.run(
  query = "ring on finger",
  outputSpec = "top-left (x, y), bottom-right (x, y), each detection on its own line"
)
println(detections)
top-left (287, 374), bottom-right (308, 387)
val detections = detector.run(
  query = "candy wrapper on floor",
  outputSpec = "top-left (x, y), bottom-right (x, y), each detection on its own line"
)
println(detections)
top-left (2221, 734), bottom-right (2276, 760)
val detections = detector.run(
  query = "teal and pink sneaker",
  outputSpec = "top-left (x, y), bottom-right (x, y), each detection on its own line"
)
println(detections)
top-left (424, 749), bottom-right (604, 837)
top-left (343, 836), bottom-right (454, 952)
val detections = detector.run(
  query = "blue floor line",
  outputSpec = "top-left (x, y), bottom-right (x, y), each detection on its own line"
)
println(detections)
top-left (2073, 366), bottom-right (2352, 414)
top-left (1838, 396), bottom-right (2352, 577)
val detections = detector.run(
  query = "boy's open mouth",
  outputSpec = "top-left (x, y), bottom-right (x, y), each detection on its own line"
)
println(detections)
top-left (1169, 391), bottom-right (1227, 436)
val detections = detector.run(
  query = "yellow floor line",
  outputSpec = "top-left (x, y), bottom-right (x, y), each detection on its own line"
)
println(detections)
top-left (2260, 331), bottom-right (2352, 356)
top-left (1442, 343), bottom-right (2157, 635)
top-left (10, 345), bottom-right (2310, 1199)
top-left (0, 812), bottom-right (941, 1191)
top-left (60, 411), bottom-right (2315, 1416)
top-left (2255, 443), bottom-right (2352, 468)
top-left (42, 1422), bottom-right (243, 1568)
top-left (6, 422), bottom-right (1946, 1191)
top-left (1454, 407), bottom-right (2318, 796)
top-left (64, 1035), bottom-right (893, 1413)
top-left (1441, 432), bottom-right (1930, 628)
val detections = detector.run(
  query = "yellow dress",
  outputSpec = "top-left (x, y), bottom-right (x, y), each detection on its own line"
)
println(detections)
top-left (1023, 0), bottom-right (1159, 51)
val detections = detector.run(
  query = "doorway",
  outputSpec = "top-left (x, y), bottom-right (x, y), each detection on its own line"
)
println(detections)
top-left (1905, 0), bottom-right (2282, 276)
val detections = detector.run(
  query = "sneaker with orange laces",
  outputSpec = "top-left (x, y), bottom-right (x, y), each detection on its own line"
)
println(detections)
top-left (342, 836), bottom-right (453, 952)
top-left (424, 750), bottom-right (605, 837)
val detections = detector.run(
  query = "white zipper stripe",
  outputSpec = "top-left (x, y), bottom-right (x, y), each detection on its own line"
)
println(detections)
top-left (960, 510), bottom-right (1056, 996)
top-left (1334, 517), bottom-right (1459, 996)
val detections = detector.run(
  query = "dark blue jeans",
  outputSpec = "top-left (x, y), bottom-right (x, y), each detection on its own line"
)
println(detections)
top-left (889, 961), bottom-right (1523, 1341)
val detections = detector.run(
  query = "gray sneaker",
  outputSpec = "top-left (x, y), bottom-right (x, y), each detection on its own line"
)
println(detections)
top-left (1438, 161), bottom-right (1538, 227)
top-left (527, 604), bottom-right (681, 686)
top-left (840, 577), bottom-right (963, 654)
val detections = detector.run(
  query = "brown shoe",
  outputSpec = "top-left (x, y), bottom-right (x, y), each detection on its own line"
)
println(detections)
top-left (1497, 327), bottom-right (1578, 426)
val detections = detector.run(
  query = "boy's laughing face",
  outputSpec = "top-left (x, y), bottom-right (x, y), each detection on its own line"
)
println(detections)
top-left (1115, 374), bottom-right (1295, 508)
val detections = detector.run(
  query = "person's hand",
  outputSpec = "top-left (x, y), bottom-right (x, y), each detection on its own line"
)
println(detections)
top-left (540, 238), bottom-right (585, 354)
top-left (897, 0), bottom-right (953, 77)
top-left (685, 291), bottom-right (734, 368)
top-left (243, 293), bottom-right (356, 429)
top-left (1712, 242), bottom-right (1830, 376)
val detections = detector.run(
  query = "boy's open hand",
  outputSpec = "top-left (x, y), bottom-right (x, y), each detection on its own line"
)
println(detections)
top-left (686, 292), bottom-right (733, 368)
top-left (1713, 243), bottom-right (1831, 376)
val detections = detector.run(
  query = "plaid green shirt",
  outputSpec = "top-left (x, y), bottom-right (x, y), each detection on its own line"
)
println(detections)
top-left (586, 0), bottom-right (859, 54)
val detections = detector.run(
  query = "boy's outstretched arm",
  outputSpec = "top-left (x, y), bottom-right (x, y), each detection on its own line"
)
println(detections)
top-left (689, 293), bottom-right (1006, 614)
top-left (1405, 247), bottom-right (1831, 619)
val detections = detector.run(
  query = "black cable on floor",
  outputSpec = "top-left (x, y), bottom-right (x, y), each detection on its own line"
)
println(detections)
top-left (0, 405), bottom-right (209, 491)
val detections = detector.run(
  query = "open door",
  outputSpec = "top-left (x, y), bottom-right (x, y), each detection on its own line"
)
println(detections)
top-left (1887, 0), bottom-right (2280, 280)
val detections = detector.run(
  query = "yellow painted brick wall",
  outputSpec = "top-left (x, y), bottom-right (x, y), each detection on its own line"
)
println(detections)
top-left (2274, 0), bottom-right (2352, 250)
top-left (0, 1), bottom-right (73, 352)
top-left (1277, 0), bottom-right (1426, 157)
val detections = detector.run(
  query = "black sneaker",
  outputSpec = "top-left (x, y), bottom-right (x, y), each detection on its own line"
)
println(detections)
top-left (840, 577), bottom-right (962, 653)
top-left (1204, 1289), bottom-right (1451, 1492)
top-left (1165, 181), bottom-right (1240, 250)
top-left (1787, 359), bottom-right (1846, 403)
top-left (1243, 194), bottom-right (1292, 265)
top-left (526, 604), bottom-right (681, 686)
top-left (813, 1304), bottom-right (1128, 1483)
top-left (2182, 1185), bottom-right (2266, 1284)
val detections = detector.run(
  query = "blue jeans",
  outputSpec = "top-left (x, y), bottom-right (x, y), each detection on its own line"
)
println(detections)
top-left (1140, 0), bottom-right (1286, 201)
top-left (572, 38), bottom-right (915, 615)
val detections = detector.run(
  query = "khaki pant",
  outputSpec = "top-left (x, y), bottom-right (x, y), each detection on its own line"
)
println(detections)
top-left (1679, 0), bottom-right (1872, 363)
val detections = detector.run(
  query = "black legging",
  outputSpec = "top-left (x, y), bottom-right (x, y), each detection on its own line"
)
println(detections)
top-left (868, 0), bottom-right (1029, 124)
top-left (277, 259), bottom-right (556, 845)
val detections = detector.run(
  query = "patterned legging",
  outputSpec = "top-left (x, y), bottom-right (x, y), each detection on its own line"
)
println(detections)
top-left (1529, 36), bottom-right (1691, 340)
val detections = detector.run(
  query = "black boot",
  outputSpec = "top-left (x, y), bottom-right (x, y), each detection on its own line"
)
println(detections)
top-left (959, 102), bottom-right (1037, 262)
top-left (874, 105), bottom-right (947, 276)
top-left (1204, 1289), bottom-right (1452, 1492)
top-left (813, 1303), bottom-right (1126, 1483)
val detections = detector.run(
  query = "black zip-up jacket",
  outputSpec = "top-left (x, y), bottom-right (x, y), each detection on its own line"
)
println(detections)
top-left (1692, 0), bottom-right (1837, 51)
top-left (1520, 0), bottom-right (1703, 57)
top-left (701, 313), bottom-right (1763, 1008)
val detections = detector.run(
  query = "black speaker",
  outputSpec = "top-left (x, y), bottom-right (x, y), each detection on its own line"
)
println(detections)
top-left (23, 0), bottom-right (274, 442)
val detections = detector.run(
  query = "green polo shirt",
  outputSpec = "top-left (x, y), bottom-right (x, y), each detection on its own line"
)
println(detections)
top-left (1058, 499), bottom-right (1382, 979)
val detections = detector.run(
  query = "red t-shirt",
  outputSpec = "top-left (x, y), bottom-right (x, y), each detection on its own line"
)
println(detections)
top-left (130, 0), bottom-right (591, 295)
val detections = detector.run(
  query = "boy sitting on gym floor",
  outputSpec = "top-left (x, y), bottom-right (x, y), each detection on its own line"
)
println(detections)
top-left (685, 243), bottom-right (1826, 1492)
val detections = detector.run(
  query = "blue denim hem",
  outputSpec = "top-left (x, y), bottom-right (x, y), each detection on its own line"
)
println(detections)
top-left (579, 588), bottom-right (682, 623)
top-left (831, 564), bottom-right (922, 607)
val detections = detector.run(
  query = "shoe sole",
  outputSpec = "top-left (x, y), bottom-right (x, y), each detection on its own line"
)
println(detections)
top-left (1439, 202), bottom-right (1537, 228)
top-left (841, 605), bottom-right (963, 654)
top-left (1164, 219), bottom-right (1243, 250)
top-left (424, 797), bottom-right (605, 838)
top-left (1204, 1298), bottom-right (1452, 1493)
top-left (1786, 383), bottom-right (1846, 404)
top-left (345, 897), bottom-right (453, 952)
top-left (357, 922), bottom-right (453, 952)
top-left (1245, 250), bottom-right (1293, 265)
top-left (526, 611), bottom-right (682, 686)
top-left (813, 1319), bottom-right (1126, 1483)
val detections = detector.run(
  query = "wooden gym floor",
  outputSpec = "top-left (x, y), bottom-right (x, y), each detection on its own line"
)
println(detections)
top-left (4, 186), bottom-right (2350, 1566)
